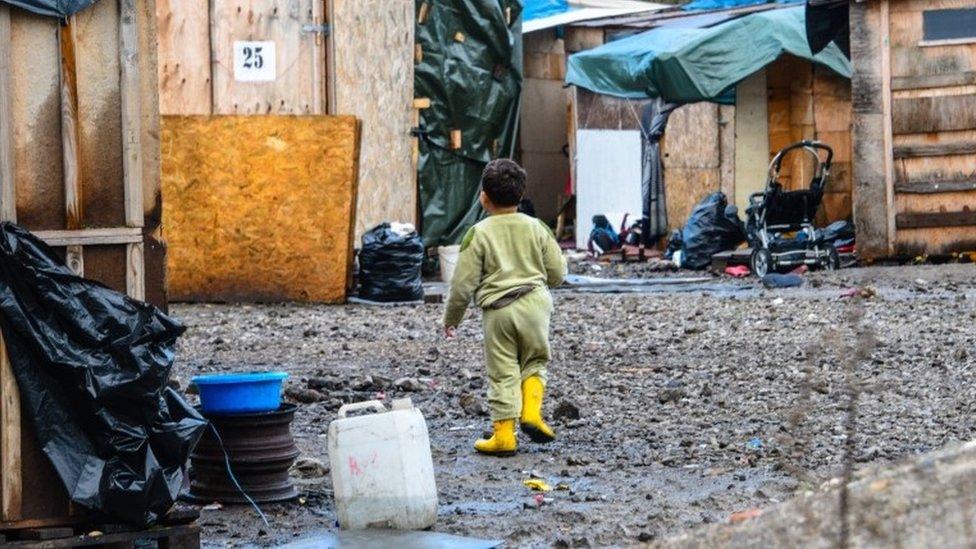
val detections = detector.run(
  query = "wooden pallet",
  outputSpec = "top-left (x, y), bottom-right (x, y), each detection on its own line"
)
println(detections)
top-left (0, 523), bottom-right (200, 548)
top-left (0, 505), bottom-right (199, 548)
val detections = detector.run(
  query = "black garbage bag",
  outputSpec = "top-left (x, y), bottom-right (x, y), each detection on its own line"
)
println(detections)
top-left (358, 223), bottom-right (424, 302)
top-left (670, 192), bottom-right (745, 270)
top-left (0, 223), bottom-right (207, 526)
top-left (817, 220), bottom-right (855, 244)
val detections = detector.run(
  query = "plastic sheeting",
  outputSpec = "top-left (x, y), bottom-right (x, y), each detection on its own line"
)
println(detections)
top-left (683, 0), bottom-right (800, 11)
top-left (565, 6), bottom-right (852, 103)
top-left (0, 223), bottom-right (206, 525)
top-left (639, 101), bottom-right (677, 243)
top-left (805, 0), bottom-right (850, 58)
top-left (415, 0), bottom-right (523, 247)
top-left (0, 0), bottom-right (96, 17)
top-left (524, 0), bottom-right (568, 21)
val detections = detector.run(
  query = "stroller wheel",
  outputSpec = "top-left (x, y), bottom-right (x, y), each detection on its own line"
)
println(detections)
top-left (824, 246), bottom-right (841, 271)
top-left (751, 247), bottom-right (773, 278)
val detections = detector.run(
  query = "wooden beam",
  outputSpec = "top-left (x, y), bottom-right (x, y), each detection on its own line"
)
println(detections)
top-left (325, 0), bottom-right (337, 114)
top-left (896, 209), bottom-right (976, 230)
top-left (891, 72), bottom-right (976, 92)
top-left (0, 332), bottom-right (21, 522)
top-left (119, 0), bottom-right (143, 229)
top-left (60, 19), bottom-right (84, 277)
top-left (59, 19), bottom-right (82, 231)
top-left (895, 179), bottom-right (976, 194)
top-left (33, 227), bottom-right (144, 247)
top-left (311, 0), bottom-right (326, 115)
top-left (893, 142), bottom-right (976, 159)
top-left (126, 242), bottom-right (145, 301)
top-left (0, 6), bottom-right (14, 223)
top-left (880, 0), bottom-right (895, 256)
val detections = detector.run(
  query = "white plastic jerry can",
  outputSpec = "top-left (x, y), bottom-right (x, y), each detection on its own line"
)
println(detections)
top-left (328, 398), bottom-right (438, 530)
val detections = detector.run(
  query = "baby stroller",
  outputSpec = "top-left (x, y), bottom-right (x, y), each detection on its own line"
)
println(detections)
top-left (746, 141), bottom-right (840, 277)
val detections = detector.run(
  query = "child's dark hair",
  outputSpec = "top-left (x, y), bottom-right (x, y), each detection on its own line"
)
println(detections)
top-left (481, 159), bottom-right (526, 207)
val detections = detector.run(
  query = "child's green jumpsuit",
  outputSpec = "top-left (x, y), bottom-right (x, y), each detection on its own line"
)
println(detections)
top-left (442, 213), bottom-right (567, 421)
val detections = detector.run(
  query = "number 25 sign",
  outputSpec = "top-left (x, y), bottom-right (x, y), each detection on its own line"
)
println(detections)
top-left (233, 41), bottom-right (276, 82)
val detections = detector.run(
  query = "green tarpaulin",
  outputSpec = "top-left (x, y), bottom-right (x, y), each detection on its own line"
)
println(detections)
top-left (565, 6), bottom-right (852, 103)
top-left (415, 0), bottom-right (523, 247)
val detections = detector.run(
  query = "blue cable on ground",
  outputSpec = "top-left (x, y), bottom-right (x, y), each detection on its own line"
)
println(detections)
top-left (207, 422), bottom-right (271, 528)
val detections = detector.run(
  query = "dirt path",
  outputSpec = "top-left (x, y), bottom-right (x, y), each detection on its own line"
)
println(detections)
top-left (172, 263), bottom-right (976, 547)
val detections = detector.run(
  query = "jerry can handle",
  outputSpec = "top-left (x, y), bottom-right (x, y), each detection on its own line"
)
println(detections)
top-left (337, 400), bottom-right (388, 418)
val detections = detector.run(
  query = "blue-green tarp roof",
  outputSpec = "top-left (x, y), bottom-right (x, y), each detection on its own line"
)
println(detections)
top-left (565, 6), bottom-right (852, 103)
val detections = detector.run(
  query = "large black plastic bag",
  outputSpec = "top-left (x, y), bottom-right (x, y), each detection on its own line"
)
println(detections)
top-left (358, 223), bottom-right (425, 302)
top-left (0, 223), bottom-right (206, 525)
top-left (667, 192), bottom-right (745, 270)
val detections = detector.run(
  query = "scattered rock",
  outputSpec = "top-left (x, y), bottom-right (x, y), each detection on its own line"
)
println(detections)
top-left (458, 393), bottom-right (488, 416)
top-left (553, 399), bottom-right (582, 421)
top-left (285, 386), bottom-right (326, 404)
top-left (395, 377), bottom-right (425, 392)
top-left (292, 457), bottom-right (329, 479)
top-left (658, 380), bottom-right (686, 404)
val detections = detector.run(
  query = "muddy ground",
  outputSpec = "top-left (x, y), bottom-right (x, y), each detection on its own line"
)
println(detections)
top-left (171, 263), bottom-right (976, 547)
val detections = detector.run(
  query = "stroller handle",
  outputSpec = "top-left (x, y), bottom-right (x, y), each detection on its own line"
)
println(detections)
top-left (769, 140), bottom-right (834, 180)
top-left (770, 140), bottom-right (834, 176)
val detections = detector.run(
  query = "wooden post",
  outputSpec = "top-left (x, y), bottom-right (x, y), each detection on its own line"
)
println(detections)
top-left (311, 0), bottom-right (326, 115)
top-left (849, 0), bottom-right (892, 259)
top-left (0, 6), bottom-right (14, 224)
top-left (119, 0), bottom-right (145, 300)
top-left (59, 18), bottom-right (84, 277)
top-left (879, 0), bottom-right (895, 255)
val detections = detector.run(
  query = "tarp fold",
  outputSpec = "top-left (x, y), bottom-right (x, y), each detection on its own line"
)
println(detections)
top-left (565, 6), bottom-right (852, 103)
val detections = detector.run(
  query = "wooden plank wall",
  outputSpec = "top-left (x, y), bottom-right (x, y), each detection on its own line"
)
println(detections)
top-left (766, 55), bottom-right (853, 225)
top-left (329, 0), bottom-right (415, 240)
top-left (161, 116), bottom-right (361, 302)
top-left (0, 0), bottom-right (162, 527)
top-left (887, 0), bottom-right (976, 255)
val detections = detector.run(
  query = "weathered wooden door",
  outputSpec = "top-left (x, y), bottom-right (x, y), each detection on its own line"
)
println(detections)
top-left (158, 0), bottom-right (328, 116)
top-left (211, 0), bottom-right (327, 115)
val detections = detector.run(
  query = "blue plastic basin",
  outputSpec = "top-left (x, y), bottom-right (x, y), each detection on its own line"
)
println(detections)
top-left (192, 372), bottom-right (289, 414)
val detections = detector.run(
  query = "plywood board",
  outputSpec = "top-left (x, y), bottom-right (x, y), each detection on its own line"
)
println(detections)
top-left (734, 69), bottom-right (769, 212)
top-left (210, 0), bottom-right (318, 114)
top-left (665, 168), bottom-right (720, 232)
top-left (521, 78), bottom-right (569, 153)
top-left (74, 1), bottom-right (125, 229)
top-left (521, 151), bottom-right (569, 225)
top-left (156, 0), bottom-right (212, 115)
top-left (521, 78), bottom-right (570, 224)
top-left (662, 102), bottom-right (720, 170)
top-left (575, 130), bottom-right (642, 249)
top-left (330, 0), bottom-right (415, 239)
top-left (10, 12), bottom-right (64, 230)
top-left (161, 115), bottom-right (360, 302)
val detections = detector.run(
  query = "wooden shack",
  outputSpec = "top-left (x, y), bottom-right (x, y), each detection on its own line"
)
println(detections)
top-left (157, 0), bottom-right (414, 302)
top-left (541, 6), bottom-right (854, 243)
top-left (0, 0), bottom-right (164, 529)
top-left (850, 0), bottom-right (976, 257)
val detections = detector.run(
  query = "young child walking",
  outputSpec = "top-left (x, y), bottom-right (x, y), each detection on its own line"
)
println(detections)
top-left (442, 159), bottom-right (567, 456)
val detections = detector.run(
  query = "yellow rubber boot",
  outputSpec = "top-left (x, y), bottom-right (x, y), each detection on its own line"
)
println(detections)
top-left (474, 419), bottom-right (518, 456)
top-left (520, 376), bottom-right (556, 443)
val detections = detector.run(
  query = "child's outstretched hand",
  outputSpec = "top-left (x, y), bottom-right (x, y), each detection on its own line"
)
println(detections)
top-left (443, 326), bottom-right (456, 339)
